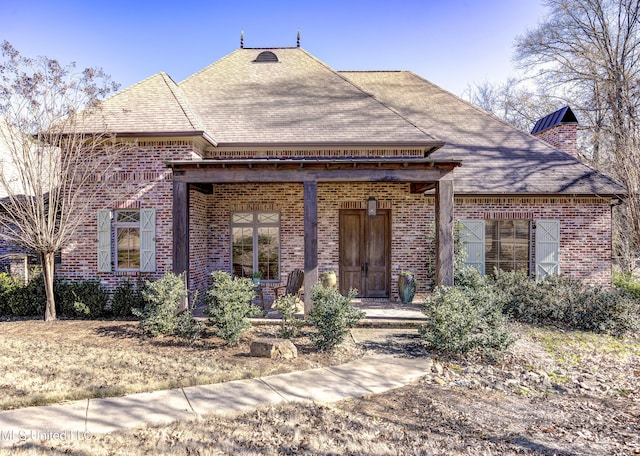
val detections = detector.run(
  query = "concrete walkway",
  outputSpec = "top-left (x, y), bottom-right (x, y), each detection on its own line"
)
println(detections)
top-left (0, 329), bottom-right (431, 449)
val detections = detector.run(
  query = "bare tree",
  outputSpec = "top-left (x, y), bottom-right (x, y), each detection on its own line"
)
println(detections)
top-left (464, 77), bottom-right (559, 132)
top-left (514, 0), bottom-right (640, 270)
top-left (0, 41), bottom-right (131, 320)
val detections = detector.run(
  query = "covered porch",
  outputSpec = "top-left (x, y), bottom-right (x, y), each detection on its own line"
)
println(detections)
top-left (169, 157), bottom-right (459, 313)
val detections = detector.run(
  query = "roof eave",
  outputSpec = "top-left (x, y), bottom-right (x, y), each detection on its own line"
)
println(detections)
top-left (166, 157), bottom-right (461, 168)
top-left (211, 140), bottom-right (445, 152)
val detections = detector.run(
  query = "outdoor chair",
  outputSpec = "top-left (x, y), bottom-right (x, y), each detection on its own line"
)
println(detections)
top-left (273, 268), bottom-right (304, 299)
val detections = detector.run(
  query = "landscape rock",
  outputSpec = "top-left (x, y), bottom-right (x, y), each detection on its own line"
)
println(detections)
top-left (250, 338), bottom-right (298, 359)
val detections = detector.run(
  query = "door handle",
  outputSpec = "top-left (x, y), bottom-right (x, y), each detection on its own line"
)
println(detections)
top-left (364, 262), bottom-right (368, 277)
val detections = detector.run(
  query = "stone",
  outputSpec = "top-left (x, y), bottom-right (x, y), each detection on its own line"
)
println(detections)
top-left (250, 338), bottom-right (298, 359)
top-left (434, 376), bottom-right (447, 386)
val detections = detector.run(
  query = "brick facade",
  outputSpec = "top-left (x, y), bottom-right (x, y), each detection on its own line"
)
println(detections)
top-left (57, 141), bottom-right (614, 302)
top-left (58, 142), bottom-right (200, 288)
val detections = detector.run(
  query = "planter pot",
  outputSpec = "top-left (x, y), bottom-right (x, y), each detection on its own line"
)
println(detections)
top-left (252, 278), bottom-right (261, 285)
top-left (320, 271), bottom-right (337, 289)
top-left (398, 274), bottom-right (416, 303)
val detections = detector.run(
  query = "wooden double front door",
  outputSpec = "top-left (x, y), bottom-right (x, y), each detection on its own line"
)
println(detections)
top-left (339, 209), bottom-right (390, 298)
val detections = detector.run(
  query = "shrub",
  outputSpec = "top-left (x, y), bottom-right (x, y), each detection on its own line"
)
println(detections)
top-left (55, 278), bottom-right (109, 319)
top-left (495, 271), bottom-right (639, 335)
top-left (419, 285), bottom-right (515, 356)
top-left (132, 273), bottom-right (192, 337)
top-left (613, 271), bottom-right (640, 300)
top-left (110, 278), bottom-right (147, 318)
top-left (307, 285), bottom-right (364, 351)
top-left (10, 273), bottom-right (47, 316)
top-left (0, 272), bottom-right (21, 316)
top-left (206, 271), bottom-right (258, 345)
top-left (273, 293), bottom-right (304, 339)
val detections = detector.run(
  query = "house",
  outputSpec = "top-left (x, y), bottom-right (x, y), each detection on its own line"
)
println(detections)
top-left (61, 44), bottom-right (625, 310)
top-left (0, 121), bottom-right (38, 278)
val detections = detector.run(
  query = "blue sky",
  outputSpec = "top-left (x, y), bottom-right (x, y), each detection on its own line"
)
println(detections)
top-left (3, 0), bottom-right (547, 96)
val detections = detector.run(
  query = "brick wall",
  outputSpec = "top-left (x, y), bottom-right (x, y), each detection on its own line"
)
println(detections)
top-left (453, 197), bottom-right (612, 286)
top-left (58, 142), bottom-right (198, 289)
top-left (189, 188), bottom-right (210, 295)
top-left (534, 124), bottom-right (578, 158)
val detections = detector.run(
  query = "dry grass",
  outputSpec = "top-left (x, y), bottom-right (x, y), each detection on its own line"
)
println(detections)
top-left (2, 324), bottom-right (639, 455)
top-left (0, 320), bottom-right (363, 411)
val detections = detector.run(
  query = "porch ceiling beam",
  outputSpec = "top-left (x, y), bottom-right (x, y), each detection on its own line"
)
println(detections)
top-left (410, 183), bottom-right (436, 193)
top-left (172, 167), bottom-right (454, 184)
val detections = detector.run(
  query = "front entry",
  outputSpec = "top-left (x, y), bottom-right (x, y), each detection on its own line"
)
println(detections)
top-left (339, 209), bottom-right (390, 297)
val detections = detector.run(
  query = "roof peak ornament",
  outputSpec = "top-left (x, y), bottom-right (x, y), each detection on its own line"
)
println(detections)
top-left (240, 30), bottom-right (244, 49)
top-left (297, 29), bottom-right (301, 48)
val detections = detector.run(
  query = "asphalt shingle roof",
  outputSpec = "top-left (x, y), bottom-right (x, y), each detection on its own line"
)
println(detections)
top-left (178, 48), bottom-right (437, 146)
top-left (79, 47), bottom-right (625, 196)
top-left (78, 72), bottom-right (206, 136)
top-left (340, 71), bottom-right (624, 196)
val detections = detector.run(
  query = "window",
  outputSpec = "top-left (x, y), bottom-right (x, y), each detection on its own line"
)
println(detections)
top-left (459, 219), bottom-right (559, 280)
top-left (485, 220), bottom-right (530, 273)
top-left (231, 211), bottom-right (280, 281)
top-left (115, 210), bottom-right (140, 270)
top-left (97, 208), bottom-right (156, 273)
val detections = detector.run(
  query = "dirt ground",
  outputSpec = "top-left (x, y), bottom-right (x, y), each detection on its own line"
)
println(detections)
top-left (4, 323), bottom-right (639, 455)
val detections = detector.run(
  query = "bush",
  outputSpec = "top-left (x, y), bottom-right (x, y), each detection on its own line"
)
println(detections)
top-left (307, 285), bottom-right (364, 351)
top-left (110, 278), bottom-right (147, 318)
top-left (495, 271), bottom-right (639, 335)
top-left (0, 272), bottom-right (21, 316)
top-left (613, 271), bottom-right (640, 299)
top-left (10, 273), bottom-right (47, 316)
top-left (273, 293), bottom-right (304, 339)
top-left (55, 278), bottom-right (109, 319)
top-left (132, 273), bottom-right (196, 338)
top-left (420, 285), bottom-right (515, 356)
top-left (206, 271), bottom-right (258, 345)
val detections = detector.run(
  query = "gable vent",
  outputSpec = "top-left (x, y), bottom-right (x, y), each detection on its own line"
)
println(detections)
top-left (254, 51), bottom-right (278, 63)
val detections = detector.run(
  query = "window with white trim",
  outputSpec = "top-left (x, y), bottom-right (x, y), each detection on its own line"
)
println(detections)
top-left (97, 208), bottom-right (156, 273)
top-left (231, 211), bottom-right (280, 281)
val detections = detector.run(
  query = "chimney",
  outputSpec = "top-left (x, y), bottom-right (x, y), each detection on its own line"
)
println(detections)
top-left (531, 106), bottom-right (579, 159)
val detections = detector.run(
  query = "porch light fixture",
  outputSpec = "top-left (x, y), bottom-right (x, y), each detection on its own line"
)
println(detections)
top-left (367, 196), bottom-right (377, 216)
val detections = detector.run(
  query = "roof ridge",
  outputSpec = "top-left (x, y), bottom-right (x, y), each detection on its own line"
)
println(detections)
top-left (294, 52), bottom-right (437, 142)
top-left (179, 48), bottom-right (243, 85)
top-left (402, 71), bottom-right (575, 151)
top-left (96, 71), bottom-right (168, 104)
top-left (158, 72), bottom-right (216, 144)
top-left (334, 67), bottom-right (439, 143)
